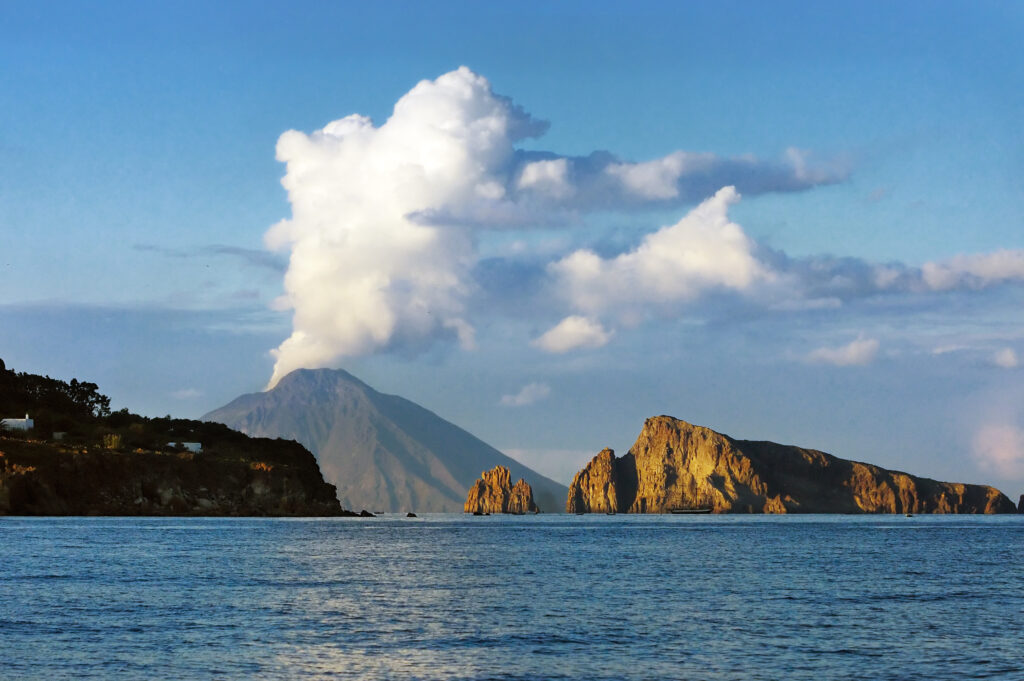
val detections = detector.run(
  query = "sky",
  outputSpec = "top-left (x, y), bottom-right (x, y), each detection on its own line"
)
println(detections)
top-left (2, 1), bottom-right (1023, 495)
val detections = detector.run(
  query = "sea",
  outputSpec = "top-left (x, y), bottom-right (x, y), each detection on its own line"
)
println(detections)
top-left (2, 514), bottom-right (1022, 681)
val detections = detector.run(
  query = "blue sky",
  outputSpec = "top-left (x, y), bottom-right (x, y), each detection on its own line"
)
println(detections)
top-left (2, 1), bottom-right (1023, 494)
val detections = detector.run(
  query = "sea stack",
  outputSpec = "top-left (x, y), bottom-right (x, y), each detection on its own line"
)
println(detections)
top-left (465, 466), bottom-right (539, 514)
top-left (567, 416), bottom-right (1016, 514)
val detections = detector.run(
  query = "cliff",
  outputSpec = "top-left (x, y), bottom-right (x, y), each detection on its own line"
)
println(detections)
top-left (567, 416), bottom-right (1017, 514)
top-left (0, 436), bottom-right (345, 516)
top-left (464, 466), bottom-right (539, 514)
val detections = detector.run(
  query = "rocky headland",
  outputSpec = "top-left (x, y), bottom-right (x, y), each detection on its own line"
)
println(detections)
top-left (0, 435), bottom-right (347, 516)
top-left (567, 416), bottom-right (1016, 514)
top-left (0, 358), bottom-right (353, 516)
top-left (464, 465), bottom-right (539, 514)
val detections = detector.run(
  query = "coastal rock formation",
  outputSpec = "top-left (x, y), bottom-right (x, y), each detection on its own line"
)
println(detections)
top-left (464, 466), bottom-right (539, 514)
top-left (1019, 494), bottom-right (1023, 513)
top-left (567, 416), bottom-right (1016, 514)
top-left (565, 449), bottom-right (636, 514)
top-left (0, 437), bottom-right (345, 516)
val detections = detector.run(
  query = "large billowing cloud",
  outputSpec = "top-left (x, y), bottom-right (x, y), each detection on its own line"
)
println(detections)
top-left (264, 67), bottom-right (842, 386)
top-left (265, 67), bottom-right (542, 386)
top-left (547, 186), bottom-right (775, 318)
top-left (543, 185), bottom-right (1024, 346)
top-left (265, 67), bottom-right (1024, 386)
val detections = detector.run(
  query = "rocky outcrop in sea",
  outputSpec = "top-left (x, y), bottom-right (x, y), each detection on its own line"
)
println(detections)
top-left (567, 416), bottom-right (1016, 514)
top-left (464, 465), bottom-right (539, 514)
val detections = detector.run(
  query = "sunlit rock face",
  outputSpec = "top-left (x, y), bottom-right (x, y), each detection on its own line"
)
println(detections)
top-left (567, 416), bottom-right (1017, 514)
top-left (464, 466), bottom-right (539, 514)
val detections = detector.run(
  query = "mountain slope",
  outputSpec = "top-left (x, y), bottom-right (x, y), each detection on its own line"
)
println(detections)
top-left (203, 368), bottom-right (566, 512)
top-left (567, 416), bottom-right (1016, 514)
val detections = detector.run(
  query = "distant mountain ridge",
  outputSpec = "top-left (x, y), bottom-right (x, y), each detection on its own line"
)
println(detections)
top-left (204, 368), bottom-right (566, 512)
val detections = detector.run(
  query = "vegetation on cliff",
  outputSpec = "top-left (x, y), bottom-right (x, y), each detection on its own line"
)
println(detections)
top-left (567, 416), bottom-right (1017, 514)
top-left (0, 359), bottom-right (345, 516)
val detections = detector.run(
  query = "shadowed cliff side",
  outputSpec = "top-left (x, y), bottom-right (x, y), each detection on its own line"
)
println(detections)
top-left (567, 416), bottom-right (1016, 514)
top-left (0, 437), bottom-right (344, 516)
top-left (464, 466), bottom-right (539, 514)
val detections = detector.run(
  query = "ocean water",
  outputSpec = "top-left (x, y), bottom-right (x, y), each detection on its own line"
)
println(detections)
top-left (2, 515), bottom-right (1022, 681)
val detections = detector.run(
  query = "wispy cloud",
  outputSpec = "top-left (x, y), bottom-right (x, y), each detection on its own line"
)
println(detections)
top-left (171, 387), bottom-right (203, 399)
top-left (499, 382), bottom-right (551, 407)
top-left (972, 424), bottom-right (1024, 479)
top-left (134, 243), bottom-right (286, 273)
top-left (993, 347), bottom-right (1019, 369)
top-left (806, 336), bottom-right (880, 367)
top-left (533, 316), bottom-right (612, 354)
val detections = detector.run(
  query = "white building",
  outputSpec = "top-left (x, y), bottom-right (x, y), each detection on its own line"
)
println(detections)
top-left (1, 414), bottom-right (34, 431)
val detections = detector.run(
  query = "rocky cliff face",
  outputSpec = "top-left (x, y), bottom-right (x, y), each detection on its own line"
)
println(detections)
top-left (464, 466), bottom-right (539, 514)
top-left (567, 416), bottom-right (1016, 514)
top-left (0, 437), bottom-right (345, 516)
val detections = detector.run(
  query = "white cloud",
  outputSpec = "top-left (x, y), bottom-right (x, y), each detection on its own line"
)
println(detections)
top-left (972, 424), bottom-right (1024, 479)
top-left (921, 250), bottom-right (1024, 291)
top-left (533, 316), bottom-right (612, 353)
top-left (265, 67), bottom-right (546, 387)
top-left (171, 388), bottom-right (202, 399)
top-left (517, 158), bottom-right (573, 199)
top-left (806, 336), bottom-right (880, 366)
top-left (499, 382), bottom-right (552, 407)
top-left (549, 187), bottom-right (775, 316)
top-left (993, 347), bottom-right (1019, 369)
top-left (605, 151), bottom-right (699, 200)
top-left (263, 67), bottom-right (845, 385)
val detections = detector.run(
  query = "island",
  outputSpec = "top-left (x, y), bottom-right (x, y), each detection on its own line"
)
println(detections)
top-left (567, 416), bottom-right (1017, 514)
top-left (464, 465), bottom-right (539, 514)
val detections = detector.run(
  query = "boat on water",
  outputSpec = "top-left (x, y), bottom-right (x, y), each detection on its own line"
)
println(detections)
top-left (669, 507), bottom-right (712, 514)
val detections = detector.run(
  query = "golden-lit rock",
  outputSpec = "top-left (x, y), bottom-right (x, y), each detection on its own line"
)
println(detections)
top-left (464, 465), bottom-right (539, 514)
top-left (567, 416), bottom-right (1017, 514)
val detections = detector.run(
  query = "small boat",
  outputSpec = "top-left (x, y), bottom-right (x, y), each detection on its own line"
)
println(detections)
top-left (669, 507), bottom-right (712, 514)
top-left (605, 509), bottom-right (616, 515)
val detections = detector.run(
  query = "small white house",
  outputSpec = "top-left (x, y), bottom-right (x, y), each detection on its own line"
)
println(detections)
top-left (168, 441), bottom-right (202, 453)
top-left (1, 414), bottom-right (34, 431)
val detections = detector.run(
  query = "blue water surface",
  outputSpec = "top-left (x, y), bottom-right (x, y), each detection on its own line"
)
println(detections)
top-left (2, 514), bottom-right (1022, 680)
